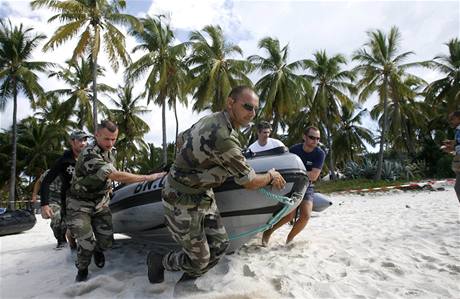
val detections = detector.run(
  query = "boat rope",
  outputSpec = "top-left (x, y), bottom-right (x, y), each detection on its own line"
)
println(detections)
top-left (228, 188), bottom-right (294, 240)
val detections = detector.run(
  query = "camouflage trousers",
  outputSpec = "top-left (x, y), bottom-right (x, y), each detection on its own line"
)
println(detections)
top-left (49, 202), bottom-right (67, 242)
top-left (162, 191), bottom-right (229, 277)
top-left (66, 196), bottom-right (113, 270)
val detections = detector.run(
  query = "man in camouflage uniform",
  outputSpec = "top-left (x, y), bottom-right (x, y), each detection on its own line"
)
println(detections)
top-left (32, 169), bottom-right (64, 246)
top-left (39, 130), bottom-right (90, 248)
top-left (68, 120), bottom-right (166, 282)
top-left (147, 86), bottom-right (287, 288)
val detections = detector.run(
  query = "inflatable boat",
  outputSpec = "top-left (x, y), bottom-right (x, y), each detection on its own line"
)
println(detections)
top-left (0, 208), bottom-right (36, 236)
top-left (110, 148), bottom-right (311, 252)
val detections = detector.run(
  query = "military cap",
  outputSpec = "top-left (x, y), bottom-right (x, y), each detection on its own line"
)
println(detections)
top-left (70, 130), bottom-right (90, 140)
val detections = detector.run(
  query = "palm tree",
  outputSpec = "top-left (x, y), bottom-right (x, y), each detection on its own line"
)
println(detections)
top-left (33, 96), bottom-right (76, 143)
top-left (188, 25), bottom-right (252, 112)
top-left (136, 143), bottom-right (163, 174)
top-left (47, 58), bottom-right (114, 130)
top-left (16, 117), bottom-right (63, 178)
top-left (285, 107), bottom-right (315, 146)
top-left (352, 26), bottom-right (420, 179)
top-left (0, 131), bottom-right (11, 190)
top-left (31, 0), bottom-right (141, 130)
top-left (127, 16), bottom-right (189, 165)
top-left (303, 50), bottom-right (355, 179)
top-left (370, 74), bottom-right (427, 157)
top-left (333, 105), bottom-right (375, 167)
top-left (0, 19), bottom-right (52, 209)
top-left (248, 37), bottom-right (311, 134)
top-left (107, 84), bottom-right (150, 170)
top-left (424, 38), bottom-right (460, 112)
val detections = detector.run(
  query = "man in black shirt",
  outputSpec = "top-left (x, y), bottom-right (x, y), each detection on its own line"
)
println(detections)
top-left (40, 130), bottom-right (89, 248)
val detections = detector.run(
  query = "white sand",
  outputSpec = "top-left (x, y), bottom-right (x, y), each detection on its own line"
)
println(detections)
top-left (1, 189), bottom-right (459, 299)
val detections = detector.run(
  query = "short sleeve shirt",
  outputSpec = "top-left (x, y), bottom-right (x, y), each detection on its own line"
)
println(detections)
top-left (167, 111), bottom-right (256, 194)
top-left (248, 138), bottom-right (285, 153)
top-left (289, 143), bottom-right (325, 172)
top-left (290, 143), bottom-right (325, 193)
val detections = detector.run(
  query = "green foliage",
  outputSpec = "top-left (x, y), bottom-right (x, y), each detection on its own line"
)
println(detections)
top-left (188, 25), bottom-right (252, 112)
top-left (127, 16), bottom-right (190, 165)
top-left (424, 38), bottom-right (460, 112)
top-left (249, 37), bottom-right (310, 135)
top-left (1, 11), bottom-right (457, 199)
top-left (0, 19), bottom-right (52, 207)
top-left (352, 26), bottom-right (423, 179)
top-left (435, 155), bottom-right (455, 178)
top-left (343, 157), bottom-right (426, 181)
top-left (404, 160), bottom-right (427, 180)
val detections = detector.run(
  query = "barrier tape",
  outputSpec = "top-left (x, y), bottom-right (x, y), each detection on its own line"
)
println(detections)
top-left (334, 179), bottom-right (456, 195)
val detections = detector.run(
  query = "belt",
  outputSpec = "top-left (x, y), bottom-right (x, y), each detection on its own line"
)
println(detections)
top-left (70, 192), bottom-right (105, 201)
top-left (167, 176), bottom-right (206, 195)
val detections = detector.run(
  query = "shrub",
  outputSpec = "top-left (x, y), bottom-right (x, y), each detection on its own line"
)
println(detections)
top-left (344, 158), bottom-right (427, 181)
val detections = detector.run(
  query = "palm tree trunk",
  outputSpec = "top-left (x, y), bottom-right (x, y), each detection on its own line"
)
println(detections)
top-left (162, 97), bottom-right (167, 165)
top-left (326, 128), bottom-right (337, 180)
top-left (375, 77), bottom-right (389, 180)
top-left (92, 55), bottom-right (98, 132)
top-left (174, 99), bottom-right (179, 154)
top-left (272, 109), bottom-right (279, 138)
top-left (8, 85), bottom-right (18, 210)
top-left (402, 119), bottom-right (416, 157)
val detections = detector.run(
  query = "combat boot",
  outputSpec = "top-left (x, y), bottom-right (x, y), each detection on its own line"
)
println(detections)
top-left (93, 250), bottom-right (105, 268)
top-left (55, 238), bottom-right (67, 249)
top-left (178, 272), bottom-right (197, 283)
top-left (146, 252), bottom-right (164, 283)
top-left (75, 268), bottom-right (88, 282)
top-left (173, 273), bottom-right (200, 297)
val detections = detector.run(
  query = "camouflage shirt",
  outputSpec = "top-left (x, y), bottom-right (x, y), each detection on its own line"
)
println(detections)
top-left (166, 111), bottom-right (256, 195)
top-left (70, 142), bottom-right (116, 200)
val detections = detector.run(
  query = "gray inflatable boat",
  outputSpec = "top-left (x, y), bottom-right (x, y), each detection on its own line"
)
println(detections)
top-left (110, 149), bottom-right (309, 252)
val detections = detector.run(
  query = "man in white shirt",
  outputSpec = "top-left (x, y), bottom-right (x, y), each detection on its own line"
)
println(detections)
top-left (248, 121), bottom-right (285, 152)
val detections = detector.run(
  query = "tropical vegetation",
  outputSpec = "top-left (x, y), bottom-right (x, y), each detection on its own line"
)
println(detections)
top-left (1, 6), bottom-right (459, 208)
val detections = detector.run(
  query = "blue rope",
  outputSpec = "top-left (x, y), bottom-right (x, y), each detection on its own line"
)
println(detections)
top-left (228, 188), bottom-right (295, 240)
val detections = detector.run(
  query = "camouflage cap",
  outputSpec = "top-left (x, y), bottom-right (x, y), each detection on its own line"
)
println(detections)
top-left (70, 130), bottom-right (90, 140)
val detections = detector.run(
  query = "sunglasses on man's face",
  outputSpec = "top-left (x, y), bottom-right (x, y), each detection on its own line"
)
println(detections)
top-left (241, 102), bottom-right (259, 113)
top-left (308, 135), bottom-right (320, 141)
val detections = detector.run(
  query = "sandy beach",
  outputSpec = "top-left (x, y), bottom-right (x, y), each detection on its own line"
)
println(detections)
top-left (1, 189), bottom-right (459, 299)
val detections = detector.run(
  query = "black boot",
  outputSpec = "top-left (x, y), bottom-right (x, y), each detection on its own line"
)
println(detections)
top-left (93, 250), bottom-right (105, 268)
top-left (146, 252), bottom-right (164, 283)
top-left (75, 268), bottom-right (88, 282)
top-left (55, 239), bottom-right (66, 249)
top-left (174, 273), bottom-right (200, 297)
top-left (178, 272), bottom-right (197, 283)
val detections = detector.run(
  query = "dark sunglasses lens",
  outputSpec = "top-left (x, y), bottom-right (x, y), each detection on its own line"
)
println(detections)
top-left (242, 103), bottom-right (257, 112)
top-left (309, 135), bottom-right (320, 141)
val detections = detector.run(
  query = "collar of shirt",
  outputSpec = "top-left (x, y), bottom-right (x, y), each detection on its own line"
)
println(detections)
top-left (222, 111), bottom-right (235, 131)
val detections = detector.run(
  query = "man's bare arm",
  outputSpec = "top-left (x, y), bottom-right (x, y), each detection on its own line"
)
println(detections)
top-left (31, 179), bottom-right (41, 203)
top-left (307, 168), bottom-right (321, 182)
top-left (243, 168), bottom-right (286, 190)
top-left (108, 170), bottom-right (167, 185)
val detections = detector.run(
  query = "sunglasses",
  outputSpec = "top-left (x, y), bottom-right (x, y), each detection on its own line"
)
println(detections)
top-left (308, 135), bottom-right (320, 141)
top-left (241, 102), bottom-right (259, 113)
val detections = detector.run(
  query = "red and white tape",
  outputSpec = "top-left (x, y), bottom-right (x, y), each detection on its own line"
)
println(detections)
top-left (335, 179), bottom-right (456, 195)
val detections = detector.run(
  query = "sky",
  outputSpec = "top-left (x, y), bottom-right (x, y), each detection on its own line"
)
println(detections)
top-left (0, 0), bottom-right (458, 147)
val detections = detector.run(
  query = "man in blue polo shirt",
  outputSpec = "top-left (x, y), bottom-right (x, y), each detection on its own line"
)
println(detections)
top-left (262, 126), bottom-right (325, 245)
